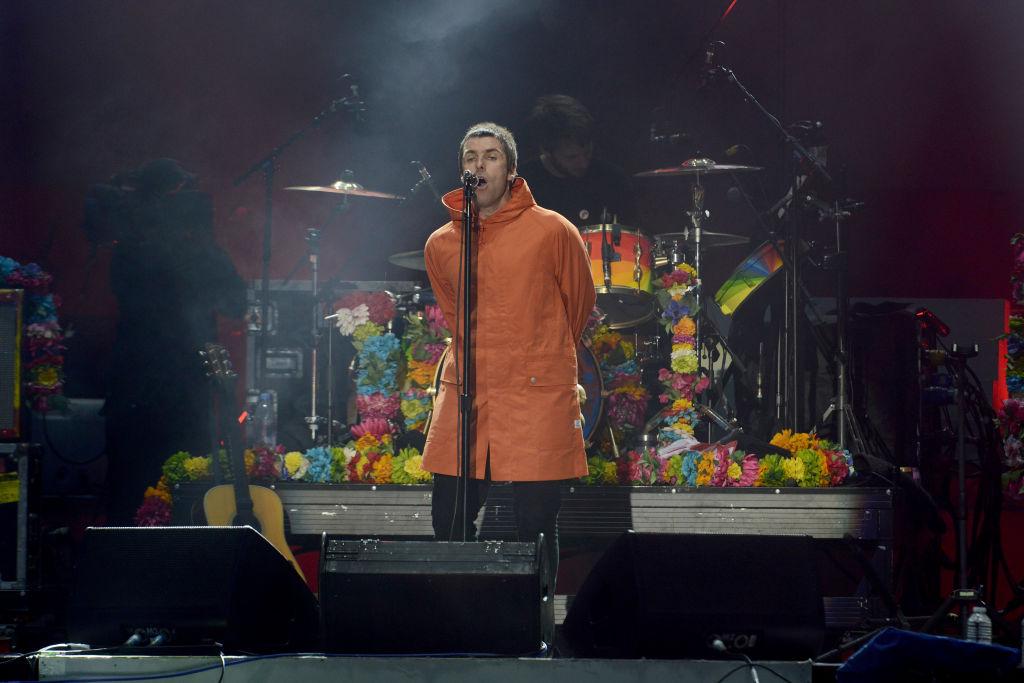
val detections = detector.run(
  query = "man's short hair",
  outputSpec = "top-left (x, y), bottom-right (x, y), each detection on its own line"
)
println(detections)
top-left (526, 95), bottom-right (594, 151)
top-left (459, 122), bottom-right (518, 174)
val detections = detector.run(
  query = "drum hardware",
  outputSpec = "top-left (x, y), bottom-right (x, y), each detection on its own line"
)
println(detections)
top-left (652, 229), bottom-right (749, 267)
top-left (285, 181), bottom-right (406, 201)
top-left (636, 156), bottom-right (767, 441)
top-left (697, 48), bottom-right (875, 449)
top-left (633, 158), bottom-right (763, 178)
top-left (388, 249), bottom-right (427, 271)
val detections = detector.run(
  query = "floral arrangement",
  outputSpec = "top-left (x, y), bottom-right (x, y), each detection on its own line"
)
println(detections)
top-left (580, 429), bottom-right (853, 489)
top-left (333, 291), bottom-right (402, 425)
top-left (134, 437), bottom-right (434, 525)
top-left (0, 256), bottom-right (66, 412)
top-left (650, 261), bottom-right (709, 455)
top-left (1000, 233), bottom-right (1024, 500)
top-left (400, 304), bottom-right (449, 432)
top-left (589, 323), bottom-right (649, 434)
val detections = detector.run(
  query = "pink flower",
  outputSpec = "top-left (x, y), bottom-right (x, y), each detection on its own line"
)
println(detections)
top-left (134, 497), bottom-right (172, 526)
top-left (736, 453), bottom-right (760, 487)
top-left (356, 393), bottom-right (401, 420)
top-left (425, 305), bottom-right (449, 337)
top-left (350, 418), bottom-right (393, 438)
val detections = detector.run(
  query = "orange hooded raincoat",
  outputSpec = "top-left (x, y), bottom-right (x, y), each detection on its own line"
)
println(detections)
top-left (422, 178), bottom-right (596, 481)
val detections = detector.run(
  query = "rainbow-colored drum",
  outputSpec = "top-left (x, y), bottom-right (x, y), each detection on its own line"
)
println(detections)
top-left (713, 241), bottom-right (784, 316)
top-left (579, 224), bottom-right (655, 329)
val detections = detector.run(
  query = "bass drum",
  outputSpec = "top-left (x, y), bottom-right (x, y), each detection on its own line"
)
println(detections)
top-left (425, 342), bottom-right (604, 446)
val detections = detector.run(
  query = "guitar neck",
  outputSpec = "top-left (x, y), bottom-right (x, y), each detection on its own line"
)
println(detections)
top-left (203, 343), bottom-right (258, 527)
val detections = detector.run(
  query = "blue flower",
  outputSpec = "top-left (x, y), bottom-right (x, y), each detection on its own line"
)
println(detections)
top-left (681, 451), bottom-right (700, 486)
top-left (661, 299), bottom-right (691, 324)
top-left (304, 447), bottom-right (334, 483)
top-left (0, 256), bottom-right (17, 280)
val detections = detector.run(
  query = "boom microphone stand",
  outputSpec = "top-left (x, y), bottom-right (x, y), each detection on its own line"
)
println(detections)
top-left (233, 80), bottom-right (363, 390)
top-left (704, 46), bottom-right (871, 442)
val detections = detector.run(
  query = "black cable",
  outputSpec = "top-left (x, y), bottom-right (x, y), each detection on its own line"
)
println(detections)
top-left (712, 663), bottom-right (750, 683)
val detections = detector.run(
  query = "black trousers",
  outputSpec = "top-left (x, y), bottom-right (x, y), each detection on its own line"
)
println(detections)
top-left (431, 471), bottom-right (564, 587)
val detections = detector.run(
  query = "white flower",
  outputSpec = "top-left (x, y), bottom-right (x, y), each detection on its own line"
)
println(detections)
top-left (334, 303), bottom-right (370, 336)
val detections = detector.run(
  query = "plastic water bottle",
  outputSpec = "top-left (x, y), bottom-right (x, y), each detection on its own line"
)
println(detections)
top-left (966, 605), bottom-right (992, 644)
top-left (254, 390), bottom-right (277, 447)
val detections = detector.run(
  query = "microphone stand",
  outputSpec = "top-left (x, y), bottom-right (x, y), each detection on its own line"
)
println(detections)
top-left (457, 171), bottom-right (478, 542)
top-left (232, 87), bottom-right (362, 392)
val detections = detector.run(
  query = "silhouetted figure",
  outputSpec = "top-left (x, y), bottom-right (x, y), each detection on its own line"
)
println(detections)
top-left (84, 159), bottom-right (245, 523)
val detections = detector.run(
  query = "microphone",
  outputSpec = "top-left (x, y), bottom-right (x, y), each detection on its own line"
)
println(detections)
top-left (409, 161), bottom-right (442, 201)
top-left (698, 40), bottom-right (725, 91)
top-left (329, 75), bottom-right (366, 120)
top-left (462, 170), bottom-right (480, 188)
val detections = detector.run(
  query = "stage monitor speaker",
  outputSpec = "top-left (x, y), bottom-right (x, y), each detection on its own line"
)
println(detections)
top-left (563, 532), bottom-right (825, 660)
top-left (67, 526), bottom-right (319, 652)
top-left (319, 537), bottom-right (553, 655)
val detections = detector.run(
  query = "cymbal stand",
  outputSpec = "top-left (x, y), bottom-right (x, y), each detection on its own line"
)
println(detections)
top-left (706, 52), bottom-right (851, 434)
top-left (685, 173), bottom-right (724, 441)
top-left (304, 227), bottom-right (327, 443)
top-left (827, 200), bottom-right (867, 453)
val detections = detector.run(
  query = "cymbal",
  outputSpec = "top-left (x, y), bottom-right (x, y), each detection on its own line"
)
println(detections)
top-left (285, 181), bottom-right (405, 200)
top-left (655, 229), bottom-right (750, 250)
top-left (634, 158), bottom-right (763, 178)
top-left (388, 249), bottom-right (426, 271)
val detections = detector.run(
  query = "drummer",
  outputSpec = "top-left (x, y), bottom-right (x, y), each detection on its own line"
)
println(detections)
top-left (519, 94), bottom-right (639, 229)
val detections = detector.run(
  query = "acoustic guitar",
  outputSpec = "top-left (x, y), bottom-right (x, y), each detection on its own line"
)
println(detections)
top-left (199, 343), bottom-right (306, 583)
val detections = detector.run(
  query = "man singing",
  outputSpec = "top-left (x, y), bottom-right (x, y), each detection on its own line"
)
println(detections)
top-left (422, 122), bottom-right (595, 581)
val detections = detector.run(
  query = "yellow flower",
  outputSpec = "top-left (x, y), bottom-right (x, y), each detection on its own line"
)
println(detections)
top-left (406, 360), bottom-right (435, 387)
top-left (669, 418), bottom-right (694, 434)
top-left (372, 454), bottom-right (394, 483)
top-left (771, 429), bottom-right (816, 454)
top-left (35, 366), bottom-right (60, 387)
top-left (673, 317), bottom-right (696, 337)
top-left (351, 455), bottom-right (370, 481)
top-left (403, 454), bottom-right (432, 483)
top-left (696, 451), bottom-right (716, 486)
top-left (781, 457), bottom-right (805, 482)
top-left (671, 352), bottom-right (698, 375)
top-left (727, 461), bottom-right (742, 481)
top-left (144, 484), bottom-right (172, 504)
top-left (284, 451), bottom-right (307, 477)
top-left (671, 398), bottom-right (693, 412)
top-left (243, 449), bottom-right (256, 470)
top-left (183, 456), bottom-right (211, 480)
top-left (601, 461), bottom-right (618, 484)
top-left (355, 434), bottom-right (380, 453)
top-left (612, 384), bottom-right (647, 399)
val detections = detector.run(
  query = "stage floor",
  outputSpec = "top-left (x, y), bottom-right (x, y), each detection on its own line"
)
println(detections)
top-left (34, 652), bottom-right (814, 682)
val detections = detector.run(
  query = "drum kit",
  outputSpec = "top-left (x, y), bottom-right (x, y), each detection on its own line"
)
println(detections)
top-left (280, 157), bottom-right (770, 449)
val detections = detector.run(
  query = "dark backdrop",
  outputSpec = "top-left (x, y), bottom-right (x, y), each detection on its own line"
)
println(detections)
top-left (3, 0), bottom-right (1022, 396)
